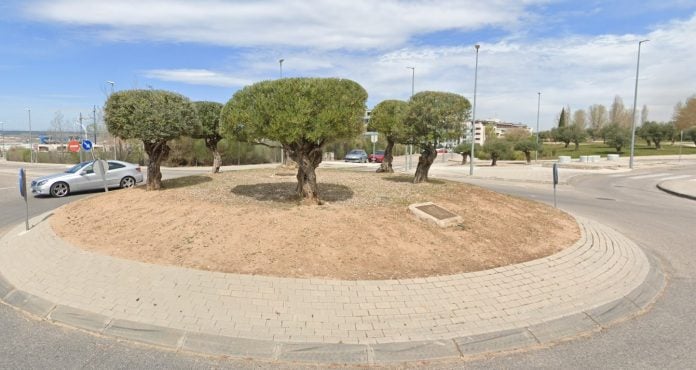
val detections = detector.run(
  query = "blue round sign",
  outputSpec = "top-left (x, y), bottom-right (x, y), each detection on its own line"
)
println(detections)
top-left (82, 139), bottom-right (93, 151)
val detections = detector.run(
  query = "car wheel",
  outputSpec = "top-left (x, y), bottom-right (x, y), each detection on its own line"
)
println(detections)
top-left (50, 182), bottom-right (70, 198)
top-left (120, 176), bottom-right (136, 189)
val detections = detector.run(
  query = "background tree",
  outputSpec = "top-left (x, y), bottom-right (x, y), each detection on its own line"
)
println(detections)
top-left (589, 104), bottom-right (608, 132)
top-left (404, 91), bottom-right (470, 183)
top-left (572, 109), bottom-right (587, 129)
top-left (685, 126), bottom-right (696, 145)
top-left (192, 101), bottom-right (224, 173)
top-left (513, 140), bottom-right (540, 164)
top-left (602, 123), bottom-right (631, 153)
top-left (105, 89), bottom-right (200, 190)
top-left (567, 123), bottom-right (588, 150)
top-left (610, 95), bottom-right (631, 128)
top-left (641, 121), bottom-right (673, 149)
top-left (368, 100), bottom-right (408, 173)
top-left (483, 138), bottom-right (512, 166)
top-left (640, 104), bottom-right (649, 125)
top-left (221, 78), bottom-right (367, 204)
top-left (552, 126), bottom-right (572, 148)
top-left (453, 142), bottom-right (480, 164)
top-left (558, 108), bottom-right (567, 128)
top-left (674, 95), bottom-right (696, 131)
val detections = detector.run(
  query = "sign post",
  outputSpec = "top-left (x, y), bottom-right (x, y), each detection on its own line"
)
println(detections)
top-left (19, 168), bottom-right (29, 231)
top-left (93, 159), bottom-right (109, 193)
top-left (370, 134), bottom-right (378, 158)
top-left (552, 163), bottom-right (559, 208)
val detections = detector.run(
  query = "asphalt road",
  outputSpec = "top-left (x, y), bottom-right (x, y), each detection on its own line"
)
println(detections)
top-left (1, 160), bottom-right (695, 368)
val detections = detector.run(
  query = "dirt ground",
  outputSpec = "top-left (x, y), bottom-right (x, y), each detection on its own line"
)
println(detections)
top-left (51, 168), bottom-right (579, 280)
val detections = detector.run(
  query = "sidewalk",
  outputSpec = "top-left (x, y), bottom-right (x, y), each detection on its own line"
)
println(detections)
top-left (0, 211), bottom-right (664, 365)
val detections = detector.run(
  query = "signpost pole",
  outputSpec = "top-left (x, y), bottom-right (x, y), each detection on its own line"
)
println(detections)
top-left (19, 168), bottom-right (29, 231)
top-left (552, 163), bottom-right (559, 208)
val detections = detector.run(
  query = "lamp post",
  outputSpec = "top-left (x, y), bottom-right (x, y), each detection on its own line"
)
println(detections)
top-left (107, 80), bottom-right (115, 95)
top-left (406, 66), bottom-right (415, 171)
top-left (279, 59), bottom-right (284, 78)
top-left (469, 44), bottom-right (480, 176)
top-left (535, 92), bottom-right (541, 162)
top-left (629, 39), bottom-right (649, 169)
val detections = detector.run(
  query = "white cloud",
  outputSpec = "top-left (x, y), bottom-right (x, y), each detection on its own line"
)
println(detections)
top-left (142, 69), bottom-right (253, 87)
top-left (26, 0), bottom-right (544, 49)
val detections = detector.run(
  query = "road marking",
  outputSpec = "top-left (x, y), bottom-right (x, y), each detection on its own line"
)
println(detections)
top-left (608, 173), bottom-right (630, 177)
top-left (0, 187), bottom-right (14, 191)
top-left (627, 173), bottom-right (671, 180)
top-left (690, 178), bottom-right (696, 182)
top-left (659, 175), bottom-right (693, 181)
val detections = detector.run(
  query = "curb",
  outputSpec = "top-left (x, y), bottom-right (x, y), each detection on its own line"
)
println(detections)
top-left (656, 182), bottom-right (696, 201)
top-left (0, 218), bottom-right (666, 366)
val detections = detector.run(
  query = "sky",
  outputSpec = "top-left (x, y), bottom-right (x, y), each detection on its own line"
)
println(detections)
top-left (1, 0), bottom-right (696, 132)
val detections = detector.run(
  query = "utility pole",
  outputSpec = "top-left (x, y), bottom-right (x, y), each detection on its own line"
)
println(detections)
top-left (93, 105), bottom-right (98, 145)
top-left (79, 113), bottom-right (84, 163)
top-left (535, 92), bottom-right (541, 162)
top-left (629, 39), bottom-right (649, 169)
top-left (469, 44), bottom-right (480, 176)
top-left (27, 108), bottom-right (33, 163)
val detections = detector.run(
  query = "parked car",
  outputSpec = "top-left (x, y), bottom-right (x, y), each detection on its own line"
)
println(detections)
top-left (344, 149), bottom-right (368, 163)
top-left (436, 147), bottom-right (449, 154)
top-left (31, 160), bottom-right (144, 198)
top-left (368, 150), bottom-right (385, 163)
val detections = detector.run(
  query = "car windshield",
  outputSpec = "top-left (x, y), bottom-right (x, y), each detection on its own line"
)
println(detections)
top-left (65, 161), bottom-right (92, 173)
top-left (349, 150), bottom-right (362, 154)
top-left (376, 151), bottom-right (384, 154)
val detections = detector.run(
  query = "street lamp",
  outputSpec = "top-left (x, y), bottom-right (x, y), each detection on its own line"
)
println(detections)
top-left (629, 39), bottom-right (649, 169)
top-left (107, 80), bottom-right (115, 95)
top-left (535, 92), bottom-right (541, 162)
top-left (469, 44), bottom-right (480, 176)
top-left (279, 59), bottom-right (284, 78)
top-left (406, 66), bottom-right (415, 170)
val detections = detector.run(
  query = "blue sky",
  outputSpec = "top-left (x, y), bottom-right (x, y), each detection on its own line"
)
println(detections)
top-left (1, 0), bottom-right (696, 131)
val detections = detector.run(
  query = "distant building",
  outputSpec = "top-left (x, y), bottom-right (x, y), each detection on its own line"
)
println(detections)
top-left (461, 119), bottom-right (532, 145)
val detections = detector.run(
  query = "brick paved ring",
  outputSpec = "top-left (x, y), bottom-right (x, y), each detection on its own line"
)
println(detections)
top-left (0, 213), bottom-right (664, 365)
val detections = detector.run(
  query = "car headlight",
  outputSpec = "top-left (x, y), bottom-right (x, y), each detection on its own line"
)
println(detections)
top-left (36, 180), bottom-right (48, 186)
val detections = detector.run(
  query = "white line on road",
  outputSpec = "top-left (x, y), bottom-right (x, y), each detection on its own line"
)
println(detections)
top-left (608, 174), bottom-right (630, 177)
top-left (627, 173), bottom-right (671, 180)
top-left (0, 187), bottom-right (14, 191)
top-left (659, 175), bottom-right (693, 181)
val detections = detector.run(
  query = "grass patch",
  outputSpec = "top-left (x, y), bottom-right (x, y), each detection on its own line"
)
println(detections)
top-left (540, 142), bottom-right (696, 158)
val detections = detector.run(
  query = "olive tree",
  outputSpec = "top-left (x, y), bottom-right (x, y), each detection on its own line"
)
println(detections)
top-left (105, 89), bottom-right (200, 190)
top-left (453, 142), bottom-right (480, 164)
top-left (369, 100), bottom-right (409, 173)
top-left (686, 126), bottom-right (696, 145)
top-left (602, 123), bottom-right (631, 153)
top-left (404, 91), bottom-right (470, 183)
top-left (192, 101), bottom-right (224, 173)
top-left (483, 139), bottom-right (513, 166)
top-left (513, 140), bottom-right (541, 164)
top-left (221, 78), bottom-right (367, 204)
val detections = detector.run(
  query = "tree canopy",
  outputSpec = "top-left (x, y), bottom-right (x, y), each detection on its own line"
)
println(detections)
top-left (220, 77), bottom-right (368, 204)
top-left (192, 101), bottom-right (224, 173)
top-left (105, 89), bottom-right (200, 190)
top-left (404, 91), bottom-right (470, 183)
top-left (369, 100), bottom-right (409, 173)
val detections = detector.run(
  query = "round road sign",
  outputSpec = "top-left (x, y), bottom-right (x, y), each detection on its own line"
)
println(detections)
top-left (82, 140), bottom-right (93, 151)
top-left (68, 140), bottom-right (80, 153)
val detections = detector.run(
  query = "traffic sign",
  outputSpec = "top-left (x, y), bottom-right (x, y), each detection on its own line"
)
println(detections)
top-left (18, 168), bottom-right (26, 198)
top-left (82, 139), bottom-right (93, 151)
top-left (68, 140), bottom-right (80, 153)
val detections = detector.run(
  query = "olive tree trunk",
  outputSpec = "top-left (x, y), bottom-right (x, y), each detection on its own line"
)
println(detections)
top-left (524, 151), bottom-right (531, 164)
top-left (377, 139), bottom-right (395, 173)
top-left (491, 154), bottom-right (499, 166)
top-left (413, 147), bottom-right (437, 183)
top-left (205, 137), bottom-right (222, 173)
top-left (143, 140), bottom-right (170, 190)
top-left (461, 152), bottom-right (469, 165)
top-left (290, 145), bottom-right (323, 205)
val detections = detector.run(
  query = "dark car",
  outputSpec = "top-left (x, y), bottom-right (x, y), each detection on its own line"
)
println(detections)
top-left (368, 150), bottom-right (385, 163)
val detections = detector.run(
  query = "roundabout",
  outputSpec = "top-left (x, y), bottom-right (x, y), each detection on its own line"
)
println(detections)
top-left (0, 169), bottom-right (665, 366)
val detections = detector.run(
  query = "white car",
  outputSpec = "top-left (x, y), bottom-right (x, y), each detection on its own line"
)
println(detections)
top-left (31, 160), bottom-right (144, 197)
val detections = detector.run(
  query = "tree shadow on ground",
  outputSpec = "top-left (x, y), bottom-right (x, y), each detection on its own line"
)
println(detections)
top-left (232, 182), bottom-right (354, 203)
top-left (382, 176), bottom-right (445, 185)
top-left (162, 175), bottom-right (213, 189)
